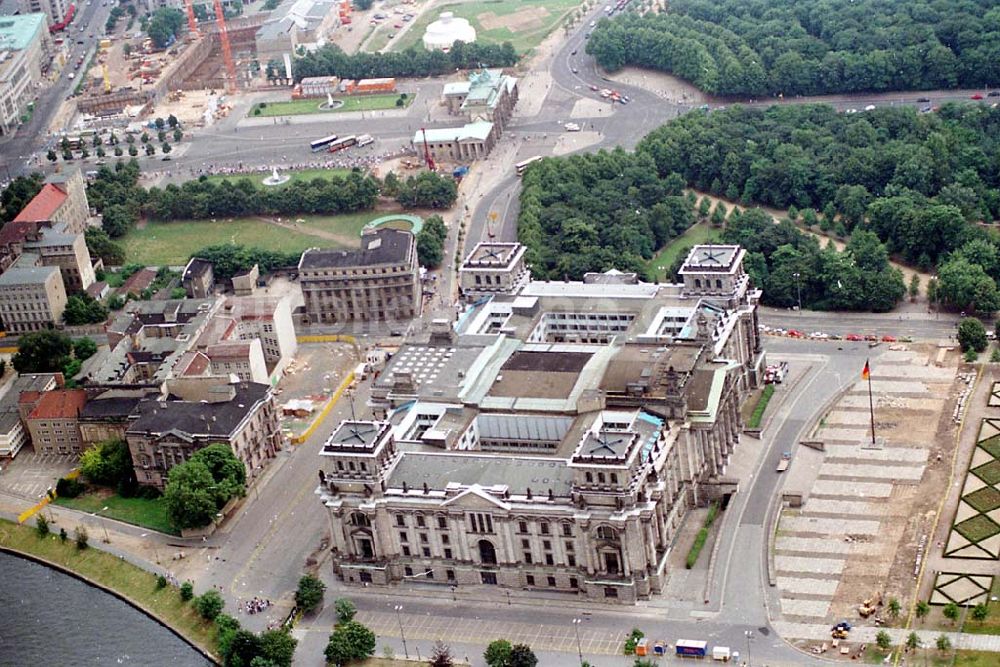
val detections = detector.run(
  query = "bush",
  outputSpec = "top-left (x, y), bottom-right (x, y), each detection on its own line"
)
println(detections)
top-left (685, 528), bottom-right (709, 569)
top-left (180, 581), bottom-right (194, 601)
top-left (747, 384), bottom-right (775, 429)
top-left (35, 514), bottom-right (50, 538)
top-left (59, 527), bottom-right (68, 542)
top-left (195, 589), bottom-right (225, 620)
top-left (623, 628), bottom-right (645, 655)
top-left (56, 477), bottom-right (85, 498)
top-left (958, 317), bottom-right (988, 353)
top-left (75, 526), bottom-right (89, 550)
top-left (156, 574), bottom-right (168, 589)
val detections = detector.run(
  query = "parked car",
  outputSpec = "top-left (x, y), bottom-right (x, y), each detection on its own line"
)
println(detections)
top-left (988, 91), bottom-right (1000, 97)
top-left (881, 335), bottom-right (897, 343)
top-left (916, 97), bottom-right (931, 103)
top-left (787, 329), bottom-right (804, 338)
top-left (845, 333), bottom-right (863, 341)
top-left (971, 93), bottom-right (984, 100)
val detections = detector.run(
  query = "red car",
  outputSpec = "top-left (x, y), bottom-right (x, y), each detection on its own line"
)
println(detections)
top-left (787, 329), bottom-right (804, 338)
top-left (881, 335), bottom-right (897, 343)
top-left (971, 93), bottom-right (984, 100)
top-left (845, 333), bottom-right (863, 341)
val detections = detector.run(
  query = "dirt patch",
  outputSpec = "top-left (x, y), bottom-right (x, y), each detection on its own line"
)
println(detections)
top-left (477, 6), bottom-right (549, 32)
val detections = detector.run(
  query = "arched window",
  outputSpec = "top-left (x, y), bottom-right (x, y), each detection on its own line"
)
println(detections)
top-left (585, 472), bottom-right (593, 483)
top-left (596, 525), bottom-right (618, 541)
top-left (350, 512), bottom-right (371, 528)
top-left (478, 539), bottom-right (497, 565)
top-left (695, 278), bottom-right (702, 288)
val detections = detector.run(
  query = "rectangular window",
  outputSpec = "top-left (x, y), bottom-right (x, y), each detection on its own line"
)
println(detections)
top-left (420, 533), bottom-right (428, 544)
top-left (518, 521), bottom-right (528, 534)
top-left (526, 575), bottom-right (535, 586)
top-left (545, 554), bottom-right (554, 566)
top-left (400, 531), bottom-right (408, 543)
top-left (447, 569), bottom-right (455, 582)
top-left (404, 566), bottom-right (413, 577)
top-left (425, 570), bottom-right (434, 579)
top-left (542, 540), bottom-right (551, 550)
top-left (565, 541), bottom-right (574, 552)
top-left (540, 523), bottom-right (550, 535)
top-left (444, 548), bottom-right (453, 559)
top-left (604, 587), bottom-right (618, 598)
top-left (521, 539), bottom-right (530, 549)
top-left (523, 552), bottom-right (533, 564)
top-left (441, 534), bottom-right (450, 544)
top-left (402, 545), bottom-right (411, 556)
top-left (562, 523), bottom-right (573, 537)
top-left (437, 516), bottom-right (448, 529)
top-left (570, 577), bottom-right (578, 589)
top-left (568, 554), bottom-right (576, 567)
top-left (416, 515), bottom-right (426, 528)
top-left (422, 547), bottom-right (431, 557)
top-left (547, 576), bottom-right (556, 587)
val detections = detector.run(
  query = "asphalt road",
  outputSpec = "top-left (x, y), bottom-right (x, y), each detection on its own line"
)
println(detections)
top-left (759, 306), bottom-right (961, 341)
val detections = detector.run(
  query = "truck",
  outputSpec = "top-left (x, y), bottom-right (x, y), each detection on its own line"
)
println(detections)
top-left (712, 646), bottom-right (731, 661)
top-left (676, 640), bottom-right (708, 658)
top-left (776, 451), bottom-right (791, 472)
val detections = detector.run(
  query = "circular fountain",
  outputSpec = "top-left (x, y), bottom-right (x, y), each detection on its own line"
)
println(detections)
top-left (262, 167), bottom-right (290, 186)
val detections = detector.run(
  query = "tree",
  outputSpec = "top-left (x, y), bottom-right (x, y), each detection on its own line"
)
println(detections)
top-left (295, 575), bottom-right (326, 614)
top-left (59, 527), bottom-right (67, 542)
top-left (905, 632), bottom-right (919, 650)
top-left (972, 603), bottom-right (989, 622)
top-left (47, 149), bottom-right (57, 162)
top-left (958, 317), bottom-right (988, 353)
top-left (887, 597), bottom-right (901, 619)
top-left (908, 274), bottom-right (920, 301)
top-left (173, 128), bottom-right (183, 143)
top-left (227, 629), bottom-right (262, 667)
top-left (324, 620), bottom-right (376, 666)
top-left (164, 460), bottom-right (219, 530)
top-left (35, 514), bottom-right (50, 538)
top-left (75, 525), bottom-right (89, 549)
top-left (155, 117), bottom-right (165, 130)
top-left (943, 602), bottom-right (959, 624)
top-left (484, 639), bottom-right (513, 667)
top-left (936, 634), bottom-right (951, 651)
top-left (190, 444), bottom-right (246, 498)
top-left (937, 257), bottom-right (1000, 314)
top-left (13, 330), bottom-right (74, 373)
top-left (101, 203), bottom-right (135, 238)
top-left (332, 596), bottom-right (355, 623)
top-left (167, 114), bottom-right (178, 128)
top-left (128, 145), bottom-right (138, 157)
top-left (80, 439), bottom-right (133, 486)
top-left (396, 172), bottom-right (458, 209)
top-left (258, 629), bottom-right (297, 667)
top-left (180, 581), bottom-right (194, 601)
top-left (85, 227), bottom-right (126, 265)
top-left (429, 640), bottom-right (454, 667)
top-left (63, 294), bottom-right (109, 325)
top-left (875, 630), bottom-right (892, 650)
top-left (145, 143), bottom-right (155, 156)
top-left (416, 227), bottom-right (445, 268)
top-left (195, 589), bottom-right (225, 620)
top-left (509, 644), bottom-right (538, 667)
top-left (698, 197), bottom-right (711, 219)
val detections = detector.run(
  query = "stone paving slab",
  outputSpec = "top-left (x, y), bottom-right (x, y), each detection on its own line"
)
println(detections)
top-left (775, 555), bottom-right (845, 575)
top-left (781, 516), bottom-right (881, 535)
top-left (800, 499), bottom-right (884, 516)
top-left (779, 598), bottom-right (831, 618)
top-left (775, 576), bottom-right (840, 596)
top-left (771, 621), bottom-right (1000, 650)
top-left (820, 462), bottom-right (925, 481)
top-left (824, 444), bottom-right (930, 463)
top-left (775, 536), bottom-right (883, 556)
top-left (839, 395), bottom-right (946, 411)
top-left (815, 426), bottom-right (873, 442)
top-left (824, 410), bottom-right (878, 426)
top-left (852, 380), bottom-right (934, 393)
top-left (811, 480), bottom-right (894, 498)
top-left (871, 365), bottom-right (956, 380)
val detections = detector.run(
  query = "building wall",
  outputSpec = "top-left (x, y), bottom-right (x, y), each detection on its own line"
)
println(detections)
top-left (0, 421), bottom-right (29, 458)
top-left (79, 421), bottom-right (128, 451)
top-left (28, 233), bottom-right (95, 292)
top-left (0, 49), bottom-right (33, 137)
top-left (27, 415), bottom-right (83, 455)
top-left (0, 269), bottom-right (68, 333)
top-left (208, 340), bottom-right (269, 384)
top-left (50, 169), bottom-right (90, 232)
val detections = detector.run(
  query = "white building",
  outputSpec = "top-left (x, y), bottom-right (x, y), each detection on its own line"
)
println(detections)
top-left (422, 11), bottom-right (475, 51)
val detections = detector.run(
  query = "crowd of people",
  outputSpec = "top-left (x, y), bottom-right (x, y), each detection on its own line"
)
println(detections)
top-left (243, 597), bottom-right (272, 615)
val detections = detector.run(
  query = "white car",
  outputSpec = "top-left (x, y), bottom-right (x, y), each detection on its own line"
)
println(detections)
top-left (864, 104), bottom-right (876, 111)
top-left (564, 122), bottom-right (581, 132)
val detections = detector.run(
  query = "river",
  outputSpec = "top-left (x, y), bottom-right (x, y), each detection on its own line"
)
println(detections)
top-left (0, 551), bottom-right (212, 666)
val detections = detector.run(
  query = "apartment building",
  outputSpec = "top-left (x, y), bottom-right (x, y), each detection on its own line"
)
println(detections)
top-left (12, 169), bottom-right (89, 233)
top-left (0, 262), bottom-right (68, 332)
top-left (299, 228), bottom-right (421, 324)
top-left (0, 13), bottom-right (50, 136)
top-left (23, 388), bottom-right (86, 455)
top-left (0, 372), bottom-right (60, 459)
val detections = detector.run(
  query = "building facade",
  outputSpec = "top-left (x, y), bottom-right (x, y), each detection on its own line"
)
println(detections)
top-left (182, 257), bottom-right (215, 298)
top-left (12, 169), bottom-right (90, 233)
top-left (0, 263), bottom-right (68, 332)
top-left (298, 228), bottom-right (421, 324)
top-left (317, 243), bottom-right (764, 603)
top-left (24, 388), bottom-right (86, 455)
top-left (458, 242), bottom-right (530, 298)
top-left (0, 372), bottom-right (60, 459)
top-left (23, 227), bottom-right (96, 292)
top-left (411, 121), bottom-right (497, 164)
top-left (126, 379), bottom-right (281, 489)
top-left (0, 14), bottom-right (50, 136)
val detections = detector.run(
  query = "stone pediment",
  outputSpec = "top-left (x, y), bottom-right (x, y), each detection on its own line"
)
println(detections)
top-left (442, 484), bottom-right (510, 511)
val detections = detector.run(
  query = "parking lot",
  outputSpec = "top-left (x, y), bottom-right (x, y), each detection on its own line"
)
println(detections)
top-left (0, 449), bottom-right (77, 501)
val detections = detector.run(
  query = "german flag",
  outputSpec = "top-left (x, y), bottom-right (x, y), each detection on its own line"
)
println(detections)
top-left (862, 360), bottom-right (871, 380)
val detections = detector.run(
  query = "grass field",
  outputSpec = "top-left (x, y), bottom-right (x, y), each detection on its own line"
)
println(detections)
top-left (124, 212), bottom-right (377, 265)
top-left (199, 168), bottom-right (350, 188)
top-left (392, 0), bottom-right (581, 54)
top-left (249, 93), bottom-right (412, 118)
top-left (364, 24), bottom-right (395, 53)
top-left (646, 222), bottom-right (720, 279)
top-left (54, 491), bottom-right (176, 536)
top-left (0, 519), bottom-right (218, 658)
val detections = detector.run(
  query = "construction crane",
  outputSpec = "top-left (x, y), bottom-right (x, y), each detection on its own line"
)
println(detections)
top-left (213, 0), bottom-right (237, 94)
top-left (420, 128), bottom-right (435, 171)
top-left (183, 0), bottom-right (199, 37)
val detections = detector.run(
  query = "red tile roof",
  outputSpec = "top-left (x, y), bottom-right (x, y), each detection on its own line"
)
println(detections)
top-left (13, 184), bottom-right (68, 223)
top-left (0, 220), bottom-right (37, 248)
top-left (27, 389), bottom-right (87, 420)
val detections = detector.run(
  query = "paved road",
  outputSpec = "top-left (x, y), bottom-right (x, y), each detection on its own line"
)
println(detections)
top-left (759, 306), bottom-right (961, 341)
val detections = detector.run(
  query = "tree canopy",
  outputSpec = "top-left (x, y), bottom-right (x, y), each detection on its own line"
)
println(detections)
top-left (518, 148), bottom-right (694, 280)
top-left (416, 214), bottom-right (447, 268)
top-left (12, 330), bottom-right (74, 374)
top-left (587, 0), bottom-right (1000, 96)
top-left (163, 444), bottom-right (246, 529)
top-left (0, 172), bottom-right (44, 223)
top-left (146, 8), bottom-right (186, 49)
top-left (63, 294), bottom-right (109, 326)
top-left (396, 173), bottom-right (458, 210)
top-left (293, 42), bottom-right (517, 82)
top-left (189, 244), bottom-right (301, 281)
top-left (80, 439), bottom-right (133, 487)
top-left (324, 620), bottom-right (375, 666)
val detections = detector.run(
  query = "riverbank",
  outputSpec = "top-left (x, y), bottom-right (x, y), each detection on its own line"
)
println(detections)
top-left (0, 518), bottom-right (220, 664)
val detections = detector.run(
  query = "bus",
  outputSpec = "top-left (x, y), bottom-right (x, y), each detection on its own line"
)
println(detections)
top-left (328, 135), bottom-right (358, 152)
top-left (310, 134), bottom-right (338, 152)
top-left (515, 155), bottom-right (543, 176)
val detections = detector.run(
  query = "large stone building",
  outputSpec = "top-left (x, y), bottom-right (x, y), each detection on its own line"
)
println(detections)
top-left (255, 0), bottom-right (341, 65)
top-left (126, 377), bottom-right (282, 489)
top-left (12, 169), bottom-right (89, 233)
top-left (317, 244), bottom-right (763, 603)
top-left (22, 388), bottom-right (87, 455)
top-left (0, 13), bottom-right (51, 136)
top-left (0, 262), bottom-right (68, 332)
top-left (442, 68), bottom-right (518, 129)
top-left (299, 228), bottom-right (421, 325)
top-left (19, 0), bottom-right (70, 27)
top-left (458, 242), bottom-right (530, 299)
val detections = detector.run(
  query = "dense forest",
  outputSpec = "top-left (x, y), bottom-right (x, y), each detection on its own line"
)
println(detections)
top-left (587, 0), bottom-right (1000, 96)
top-left (637, 103), bottom-right (1000, 269)
top-left (293, 41), bottom-right (518, 81)
top-left (518, 148), bottom-right (695, 279)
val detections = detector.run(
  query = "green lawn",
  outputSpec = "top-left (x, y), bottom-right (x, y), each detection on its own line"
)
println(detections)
top-left (393, 0), bottom-right (581, 54)
top-left (249, 93), bottom-right (412, 118)
top-left (199, 168), bottom-right (351, 188)
top-left (124, 212), bottom-right (377, 265)
top-left (54, 490), bottom-right (177, 536)
top-left (0, 519), bottom-right (219, 659)
top-left (364, 24), bottom-right (395, 53)
top-left (646, 222), bottom-right (721, 279)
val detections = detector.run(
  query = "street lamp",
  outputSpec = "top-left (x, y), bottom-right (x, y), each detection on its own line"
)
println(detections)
top-left (96, 505), bottom-right (111, 543)
top-left (744, 630), bottom-right (753, 667)
top-left (394, 604), bottom-right (408, 658)
top-left (572, 618), bottom-right (584, 666)
top-left (792, 272), bottom-right (802, 310)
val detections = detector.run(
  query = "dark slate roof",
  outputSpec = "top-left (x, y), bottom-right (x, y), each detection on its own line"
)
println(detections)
top-left (80, 389), bottom-right (155, 420)
top-left (299, 228), bottom-right (412, 269)
top-left (127, 382), bottom-right (270, 438)
top-left (501, 350), bottom-right (592, 373)
top-left (183, 257), bottom-right (213, 281)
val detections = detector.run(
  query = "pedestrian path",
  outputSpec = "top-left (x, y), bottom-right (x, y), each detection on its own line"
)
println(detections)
top-left (773, 621), bottom-right (1000, 652)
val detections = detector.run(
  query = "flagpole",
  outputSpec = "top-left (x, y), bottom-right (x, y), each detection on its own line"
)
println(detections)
top-left (867, 360), bottom-right (876, 446)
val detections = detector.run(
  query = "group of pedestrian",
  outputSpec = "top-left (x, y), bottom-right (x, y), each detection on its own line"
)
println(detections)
top-left (243, 597), bottom-right (271, 615)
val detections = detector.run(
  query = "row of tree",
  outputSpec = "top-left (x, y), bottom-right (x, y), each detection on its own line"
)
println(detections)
top-left (190, 244), bottom-right (301, 281)
top-left (292, 41), bottom-right (518, 82)
top-left (416, 215), bottom-right (447, 268)
top-left (518, 148), bottom-right (696, 280)
top-left (587, 0), bottom-right (1000, 96)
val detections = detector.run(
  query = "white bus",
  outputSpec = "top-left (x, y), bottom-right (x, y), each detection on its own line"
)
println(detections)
top-left (515, 155), bottom-right (543, 176)
top-left (309, 134), bottom-right (339, 152)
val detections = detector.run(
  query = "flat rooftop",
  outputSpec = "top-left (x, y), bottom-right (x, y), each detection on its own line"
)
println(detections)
top-left (489, 350), bottom-right (593, 399)
top-left (387, 452), bottom-right (573, 496)
top-left (679, 245), bottom-right (742, 274)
